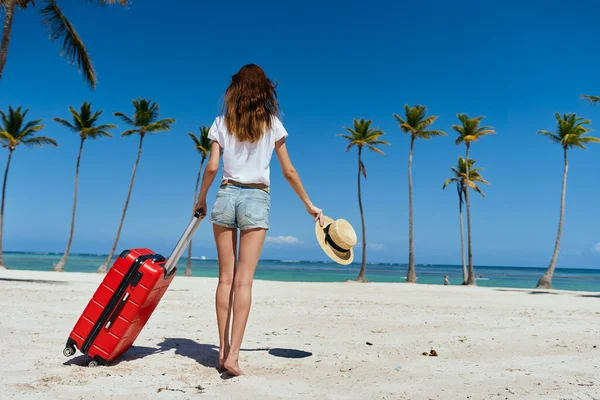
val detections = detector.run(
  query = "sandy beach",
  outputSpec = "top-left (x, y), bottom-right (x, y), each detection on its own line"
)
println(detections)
top-left (0, 269), bottom-right (598, 400)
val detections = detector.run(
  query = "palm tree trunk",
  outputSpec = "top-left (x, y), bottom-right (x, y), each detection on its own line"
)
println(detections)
top-left (0, 149), bottom-right (14, 269)
top-left (464, 145), bottom-right (476, 286)
top-left (458, 186), bottom-right (467, 284)
top-left (0, 0), bottom-right (16, 80)
top-left (53, 139), bottom-right (84, 272)
top-left (356, 146), bottom-right (367, 282)
top-left (185, 156), bottom-right (205, 276)
top-left (97, 134), bottom-right (144, 273)
top-left (537, 147), bottom-right (568, 289)
top-left (406, 136), bottom-right (416, 283)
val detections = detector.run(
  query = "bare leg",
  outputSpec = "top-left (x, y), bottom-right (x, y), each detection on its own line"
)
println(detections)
top-left (224, 228), bottom-right (266, 376)
top-left (213, 224), bottom-right (237, 371)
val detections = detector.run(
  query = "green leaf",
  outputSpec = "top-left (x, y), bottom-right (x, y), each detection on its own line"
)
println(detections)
top-left (121, 129), bottom-right (139, 137)
top-left (113, 112), bottom-right (134, 125)
top-left (22, 136), bottom-right (58, 148)
top-left (84, 0), bottom-right (130, 6)
top-left (539, 112), bottom-right (598, 150)
top-left (339, 118), bottom-right (389, 156)
top-left (40, 0), bottom-right (97, 89)
top-left (452, 113), bottom-right (495, 147)
top-left (581, 94), bottom-right (600, 104)
top-left (53, 117), bottom-right (77, 132)
top-left (443, 156), bottom-right (490, 195)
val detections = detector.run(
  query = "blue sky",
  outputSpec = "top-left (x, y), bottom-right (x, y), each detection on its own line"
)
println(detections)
top-left (0, 0), bottom-right (599, 268)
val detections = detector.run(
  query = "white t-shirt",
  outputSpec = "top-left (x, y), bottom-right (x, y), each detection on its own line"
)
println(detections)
top-left (208, 115), bottom-right (288, 186)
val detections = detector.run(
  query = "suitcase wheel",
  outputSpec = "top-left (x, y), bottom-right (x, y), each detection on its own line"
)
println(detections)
top-left (63, 346), bottom-right (75, 357)
top-left (63, 338), bottom-right (77, 358)
top-left (88, 360), bottom-right (99, 368)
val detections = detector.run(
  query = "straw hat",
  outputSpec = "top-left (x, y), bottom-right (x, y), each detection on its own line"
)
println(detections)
top-left (315, 216), bottom-right (357, 265)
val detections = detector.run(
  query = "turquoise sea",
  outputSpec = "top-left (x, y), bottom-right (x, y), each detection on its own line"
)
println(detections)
top-left (2, 251), bottom-right (599, 292)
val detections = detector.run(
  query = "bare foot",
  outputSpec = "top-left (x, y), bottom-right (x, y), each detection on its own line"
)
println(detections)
top-left (223, 353), bottom-right (244, 376)
top-left (219, 347), bottom-right (230, 372)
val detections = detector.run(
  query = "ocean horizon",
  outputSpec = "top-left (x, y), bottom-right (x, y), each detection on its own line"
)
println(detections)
top-left (2, 251), bottom-right (599, 292)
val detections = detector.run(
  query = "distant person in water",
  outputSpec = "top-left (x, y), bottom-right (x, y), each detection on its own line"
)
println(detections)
top-left (444, 276), bottom-right (450, 285)
top-left (195, 64), bottom-right (324, 376)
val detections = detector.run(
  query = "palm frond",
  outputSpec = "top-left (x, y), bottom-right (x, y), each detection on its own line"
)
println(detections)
top-left (53, 117), bottom-right (77, 132)
top-left (452, 113), bottom-right (495, 146)
top-left (540, 112), bottom-right (596, 150)
top-left (84, 0), bottom-right (130, 6)
top-left (19, 119), bottom-right (44, 137)
top-left (85, 127), bottom-right (114, 139)
top-left (40, 0), bottom-right (97, 89)
top-left (18, 123), bottom-right (45, 140)
top-left (0, 131), bottom-right (14, 147)
top-left (368, 139), bottom-right (391, 146)
top-left (473, 185), bottom-right (486, 198)
top-left (343, 127), bottom-right (359, 137)
top-left (89, 130), bottom-right (113, 138)
top-left (121, 129), bottom-right (139, 137)
top-left (581, 94), bottom-right (600, 104)
top-left (22, 136), bottom-right (58, 147)
top-left (188, 132), bottom-right (201, 146)
top-left (418, 115), bottom-right (438, 129)
top-left (394, 105), bottom-right (445, 139)
top-left (366, 145), bottom-right (386, 156)
top-left (418, 129), bottom-right (447, 139)
top-left (132, 98), bottom-right (160, 126)
top-left (337, 134), bottom-right (356, 142)
top-left (339, 118), bottom-right (388, 156)
top-left (146, 118), bottom-right (175, 133)
top-left (88, 110), bottom-right (103, 127)
top-left (94, 123), bottom-right (117, 131)
top-left (69, 105), bottom-right (85, 128)
top-left (442, 178), bottom-right (457, 190)
top-left (113, 112), bottom-right (134, 126)
top-left (578, 136), bottom-right (600, 144)
top-left (444, 156), bottom-right (490, 194)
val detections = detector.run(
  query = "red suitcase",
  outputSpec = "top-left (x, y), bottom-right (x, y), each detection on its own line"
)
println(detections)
top-left (63, 211), bottom-right (203, 367)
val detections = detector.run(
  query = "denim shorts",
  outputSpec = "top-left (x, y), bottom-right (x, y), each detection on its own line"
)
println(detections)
top-left (209, 184), bottom-right (271, 230)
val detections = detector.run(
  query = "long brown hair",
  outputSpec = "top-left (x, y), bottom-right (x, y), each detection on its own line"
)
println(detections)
top-left (222, 64), bottom-right (280, 143)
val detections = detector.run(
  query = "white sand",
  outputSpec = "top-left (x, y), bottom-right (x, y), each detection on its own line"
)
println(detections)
top-left (0, 269), bottom-right (598, 400)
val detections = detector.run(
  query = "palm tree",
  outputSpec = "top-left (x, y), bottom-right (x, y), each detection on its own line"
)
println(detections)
top-left (97, 99), bottom-right (175, 273)
top-left (536, 113), bottom-right (599, 289)
top-left (51, 102), bottom-right (115, 272)
top-left (443, 157), bottom-right (489, 284)
top-left (452, 114), bottom-right (495, 285)
top-left (393, 105), bottom-right (446, 283)
top-left (0, 106), bottom-right (57, 268)
top-left (338, 118), bottom-right (389, 282)
top-left (185, 126), bottom-right (211, 277)
top-left (0, 0), bottom-right (128, 89)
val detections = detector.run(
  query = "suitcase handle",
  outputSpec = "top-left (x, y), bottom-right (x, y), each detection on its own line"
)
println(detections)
top-left (163, 209), bottom-right (204, 275)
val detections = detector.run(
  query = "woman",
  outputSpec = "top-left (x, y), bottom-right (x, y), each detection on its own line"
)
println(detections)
top-left (195, 64), bottom-right (324, 376)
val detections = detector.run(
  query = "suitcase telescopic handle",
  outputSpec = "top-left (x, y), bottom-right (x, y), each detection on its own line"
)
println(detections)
top-left (163, 209), bottom-right (205, 275)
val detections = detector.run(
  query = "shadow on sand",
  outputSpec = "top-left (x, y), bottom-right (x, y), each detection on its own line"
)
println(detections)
top-left (493, 288), bottom-right (561, 295)
top-left (63, 337), bottom-right (312, 372)
top-left (0, 277), bottom-right (67, 285)
top-left (494, 288), bottom-right (600, 298)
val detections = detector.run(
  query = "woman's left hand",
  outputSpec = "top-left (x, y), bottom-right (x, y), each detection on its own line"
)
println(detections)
top-left (194, 197), bottom-right (207, 218)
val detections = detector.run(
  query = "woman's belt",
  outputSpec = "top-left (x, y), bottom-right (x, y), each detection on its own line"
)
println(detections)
top-left (221, 179), bottom-right (270, 193)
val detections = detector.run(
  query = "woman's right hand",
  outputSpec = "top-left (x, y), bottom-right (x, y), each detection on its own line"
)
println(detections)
top-left (194, 197), bottom-right (207, 219)
top-left (306, 203), bottom-right (324, 227)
